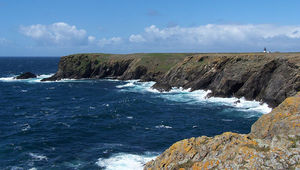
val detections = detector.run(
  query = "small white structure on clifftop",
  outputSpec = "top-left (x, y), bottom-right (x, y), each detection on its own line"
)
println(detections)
top-left (263, 47), bottom-right (270, 53)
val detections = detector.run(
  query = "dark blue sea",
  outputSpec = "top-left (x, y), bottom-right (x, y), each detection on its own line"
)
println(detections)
top-left (0, 57), bottom-right (271, 170)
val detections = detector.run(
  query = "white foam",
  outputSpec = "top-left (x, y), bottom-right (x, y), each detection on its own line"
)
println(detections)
top-left (21, 123), bottom-right (31, 131)
top-left (0, 74), bottom-right (54, 83)
top-left (37, 74), bottom-right (54, 79)
top-left (96, 153), bottom-right (157, 170)
top-left (29, 168), bottom-right (37, 170)
top-left (29, 153), bottom-right (48, 161)
top-left (115, 80), bottom-right (272, 115)
top-left (116, 82), bottom-right (135, 88)
top-left (0, 74), bottom-right (94, 83)
top-left (155, 125), bottom-right (172, 129)
top-left (89, 106), bottom-right (96, 109)
top-left (0, 76), bottom-right (17, 82)
top-left (117, 80), bottom-right (156, 93)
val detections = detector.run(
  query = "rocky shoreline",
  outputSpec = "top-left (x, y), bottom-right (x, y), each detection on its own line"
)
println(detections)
top-left (43, 53), bottom-right (300, 108)
top-left (144, 92), bottom-right (300, 169)
top-left (44, 53), bottom-right (299, 169)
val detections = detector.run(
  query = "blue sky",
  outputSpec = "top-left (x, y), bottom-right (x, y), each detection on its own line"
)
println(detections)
top-left (1, 0), bottom-right (300, 56)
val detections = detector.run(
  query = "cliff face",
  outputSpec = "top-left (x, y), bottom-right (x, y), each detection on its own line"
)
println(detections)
top-left (153, 54), bottom-right (300, 107)
top-left (42, 53), bottom-right (189, 82)
top-left (43, 53), bottom-right (300, 108)
top-left (144, 92), bottom-right (300, 170)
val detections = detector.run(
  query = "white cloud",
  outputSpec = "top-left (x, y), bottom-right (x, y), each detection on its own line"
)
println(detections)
top-left (88, 36), bottom-right (96, 43)
top-left (128, 24), bottom-right (300, 51)
top-left (18, 22), bottom-right (300, 52)
top-left (20, 22), bottom-right (123, 48)
top-left (20, 22), bottom-right (94, 46)
top-left (129, 34), bottom-right (145, 43)
top-left (98, 37), bottom-right (122, 47)
top-left (0, 38), bottom-right (8, 45)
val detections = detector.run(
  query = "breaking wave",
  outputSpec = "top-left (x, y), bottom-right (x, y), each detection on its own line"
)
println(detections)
top-left (0, 74), bottom-right (88, 83)
top-left (96, 152), bottom-right (157, 170)
top-left (0, 74), bottom-right (54, 83)
top-left (116, 80), bottom-right (272, 114)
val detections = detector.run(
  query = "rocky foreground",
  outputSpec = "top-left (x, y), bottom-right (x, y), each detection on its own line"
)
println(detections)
top-left (43, 53), bottom-right (300, 108)
top-left (144, 92), bottom-right (300, 169)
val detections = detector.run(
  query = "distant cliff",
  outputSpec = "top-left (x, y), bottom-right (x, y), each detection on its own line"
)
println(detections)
top-left (144, 92), bottom-right (300, 169)
top-left (43, 53), bottom-right (300, 108)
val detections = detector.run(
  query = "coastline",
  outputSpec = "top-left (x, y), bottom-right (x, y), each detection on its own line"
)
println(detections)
top-left (39, 53), bottom-right (299, 169)
top-left (41, 53), bottom-right (300, 108)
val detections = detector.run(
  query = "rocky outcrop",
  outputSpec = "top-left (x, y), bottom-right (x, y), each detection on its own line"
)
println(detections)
top-left (15, 72), bottom-right (37, 79)
top-left (153, 54), bottom-right (300, 107)
top-left (43, 53), bottom-right (300, 108)
top-left (144, 92), bottom-right (300, 169)
top-left (41, 53), bottom-right (188, 82)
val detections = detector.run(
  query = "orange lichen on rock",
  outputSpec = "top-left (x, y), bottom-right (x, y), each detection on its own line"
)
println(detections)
top-left (144, 92), bottom-right (300, 170)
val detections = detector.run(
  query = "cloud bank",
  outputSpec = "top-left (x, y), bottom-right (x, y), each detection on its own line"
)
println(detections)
top-left (19, 22), bottom-right (300, 52)
top-left (20, 22), bottom-right (122, 47)
top-left (129, 24), bottom-right (300, 51)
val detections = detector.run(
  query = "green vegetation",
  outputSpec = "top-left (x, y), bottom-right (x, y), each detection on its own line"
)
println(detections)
top-left (65, 53), bottom-right (197, 73)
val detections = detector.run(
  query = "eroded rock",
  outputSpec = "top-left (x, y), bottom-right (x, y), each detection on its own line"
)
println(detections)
top-left (144, 92), bottom-right (300, 170)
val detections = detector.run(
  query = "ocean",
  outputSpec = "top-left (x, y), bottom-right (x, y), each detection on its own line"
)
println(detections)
top-left (0, 57), bottom-right (271, 170)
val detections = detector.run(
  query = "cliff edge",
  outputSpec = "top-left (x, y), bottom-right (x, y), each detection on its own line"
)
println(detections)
top-left (144, 92), bottom-right (300, 169)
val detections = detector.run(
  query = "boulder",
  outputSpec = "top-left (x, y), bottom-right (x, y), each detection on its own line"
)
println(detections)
top-left (16, 72), bottom-right (37, 79)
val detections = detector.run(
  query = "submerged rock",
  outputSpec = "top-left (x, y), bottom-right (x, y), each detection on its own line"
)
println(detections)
top-left (16, 72), bottom-right (37, 79)
top-left (144, 92), bottom-right (300, 169)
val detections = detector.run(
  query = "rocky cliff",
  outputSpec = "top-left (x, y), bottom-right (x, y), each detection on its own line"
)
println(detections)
top-left (144, 92), bottom-right (300, 169)
top-left (41, 53), bottom-right (189, 82)
top-left (43, 53), bottom-right (300, 108)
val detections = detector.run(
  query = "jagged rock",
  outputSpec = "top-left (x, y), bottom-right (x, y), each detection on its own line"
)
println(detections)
top-left (250, 92), bottom-right (300, 140)
top-left (153, 54), bottom-right (300, 108)
top-left (144, 92), bottom-right (300, 170)
top-left (152, 82), bottom-right (172, 92)
top-left (15, 72), bottom-right (37, 79)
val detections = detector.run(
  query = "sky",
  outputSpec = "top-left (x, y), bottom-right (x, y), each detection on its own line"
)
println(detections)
top-left (1, 0), bottom-right (300, 56)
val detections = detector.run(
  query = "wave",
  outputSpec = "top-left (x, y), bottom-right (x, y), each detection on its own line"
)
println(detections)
top-left (28, 153), bottom-right (48, 161)
top-left (155, 125), bottom-right (172, 129)
top-left (0, 74), bottom-right (54, 83)
top-left (0, 74), bottom-right (89, 83)
top-left (96, 152), bottom-right (157, 170)
top-left (117, 80), bottom-right (156, 93)
top-left (115, 80), bottom-right (272, 114)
